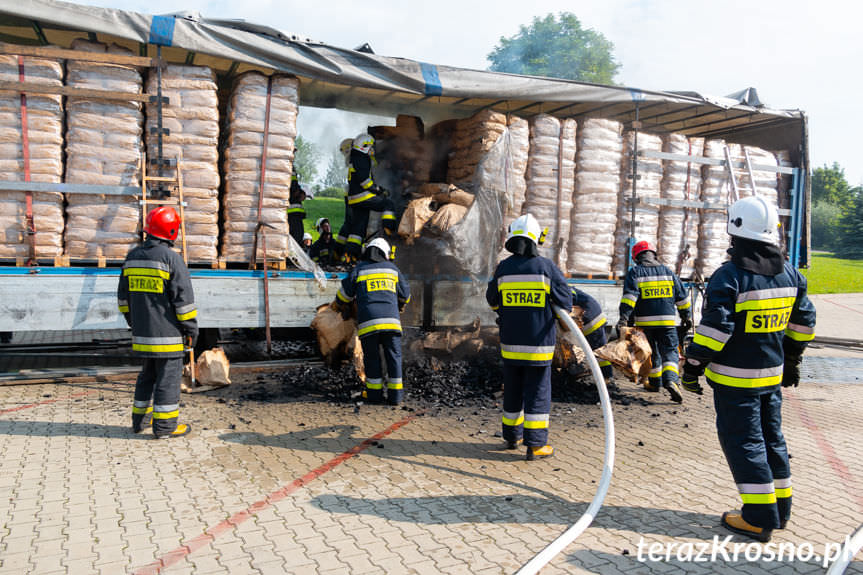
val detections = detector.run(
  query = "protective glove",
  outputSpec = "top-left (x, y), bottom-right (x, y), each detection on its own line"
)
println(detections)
top-left (782, 354), bottom-right (802, 387)
top-left (615, 319), bottom-right (627, 340)
top-left (679, 316), bottom-right (693, 333)
top-left (681, 358), bottom-right (705, 395)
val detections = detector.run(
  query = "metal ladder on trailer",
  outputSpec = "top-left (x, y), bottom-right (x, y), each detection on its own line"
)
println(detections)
top-left (723, 145), bottom-right (760, 201)
top-left (139, 154), bottom-right (188, 264)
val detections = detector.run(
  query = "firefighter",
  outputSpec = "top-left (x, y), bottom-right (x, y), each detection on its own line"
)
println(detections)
top-left (571, 287), bottom-right (613, 381)
top-left (334, 138), bottom-right (354, 262)
top-left (288, 162), bottom-right (307, 246)
top-left (486, 214), bottom-right (572, 460)
top-left (302, 233), bottom-right (313, 252)
top-left (310, 218), bottom-right (335, 264)
top-left (344, 133), bottom-right (396, 260)
top-left (117, 206), bottom-right (197, 439)
top-left (616, 240), bottom-right (690, 403)
top-left (335, 237), bottom-right (410, 405)
top-left (682, 195), bottom-right (816, 542)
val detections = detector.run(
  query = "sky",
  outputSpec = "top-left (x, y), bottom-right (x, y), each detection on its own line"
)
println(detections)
top-left (88, 0), bottom-right (863, 186)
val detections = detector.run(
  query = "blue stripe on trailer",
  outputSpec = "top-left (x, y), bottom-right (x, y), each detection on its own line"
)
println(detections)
top-left (0, 267), bottom-right (348, 280)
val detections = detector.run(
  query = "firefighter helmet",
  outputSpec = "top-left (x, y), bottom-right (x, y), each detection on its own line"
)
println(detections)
top-left (506, 214), bottom-right (542, 246)
top-left (315, 217), bottom-right (330, 233)
top-left (339, 138), bottom-right (354, 156)
top-left (144, 206), bottom-right (180, 241)
top-left (631, 240), bottom-right (657, 260)
top-left (302, 233), bottom-right (313, 243)
top-left (365, 237), bottom-right (391, 259)
top-left (352, 133), bottom-right (375, 154)
top-left (727, 195), bottom-right (780, 245)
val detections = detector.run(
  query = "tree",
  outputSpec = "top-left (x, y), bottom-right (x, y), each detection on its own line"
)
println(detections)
top-left (835, 187), bottom-right (863, 259)
top-left (322, 152), bottom-right (347, 190)
top-left (487, 13), bottom-right (620, 84)
top-left (811, 163), bottom-right (853, 211)
top-left (811, 201), bottom-right (842, 250)
top-left (293, 135), bottom-right (320, 186)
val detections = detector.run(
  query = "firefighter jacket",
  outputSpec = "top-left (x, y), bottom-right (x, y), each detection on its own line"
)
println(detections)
top-left (347, 149), bottom-right (378, 206)
top-left (619, 261), bottom-right (690, 327)
top-left (571, 287), bottom-right (607, 337)
top-left (337, 259), bottom-right (410, 338)
top-left (686, 260), bottom-right (816, 393)
top-left (288, 171), bottom-right (306, 217)
top-left (309, 235), bottom-right (335, 263)
top-left (117, 237), bottom-right (198, 358)
top-left (486, 254), bottom-right (573, 366)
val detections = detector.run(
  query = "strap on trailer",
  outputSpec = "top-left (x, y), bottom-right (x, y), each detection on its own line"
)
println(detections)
top-left (250, 75), bottom-right (274, 354)
top-left (17, 56), bottom-right (36, 266)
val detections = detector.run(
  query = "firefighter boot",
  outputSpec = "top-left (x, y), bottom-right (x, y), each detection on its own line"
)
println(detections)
top-left (506, 438), bottom-right (523, 450)
top-left (155, 423), bottom-right (192, 439)
top-left (526, 445), bottom-right (554, 461)
top-left (132, 407), bottom-right (153, 434)
top-left (643, 380), bottom-right (660, 392)
top-left (665, 381), bottom-right (684, 403)
top-left (721, 511), bottom-right (773, 542)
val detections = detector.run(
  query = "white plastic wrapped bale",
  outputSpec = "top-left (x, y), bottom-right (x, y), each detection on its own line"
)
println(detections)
top-left (0, 54), bottom-right (64, 258)
top-left (567, 118), bottom-right (622, 276)
top-left (505, 115), bottom-right (529, 223)
top-left (220, 73), bottom-right (298, 263)
top-left (447, 110), bottom-right (508, 184)
top-left (697, 139), bottom-right (733, 277)
top-left (523, 114), bottom-right (575, 267)
top-left (613, 131), bottom-right (663, 273)
top-left (727, 144), bottom-right (781, 210)
top-left (145, 65), bottom-right (219, 263)
top-left (64, 40), bottom-right (143, 261)
top-left (658, 134), bottom-right (704, 277)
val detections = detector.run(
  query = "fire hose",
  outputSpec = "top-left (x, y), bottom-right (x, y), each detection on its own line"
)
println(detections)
top-left (516, 305), bottom-right (616, 574)
top-left (826, 524), bottom-right (863, 574)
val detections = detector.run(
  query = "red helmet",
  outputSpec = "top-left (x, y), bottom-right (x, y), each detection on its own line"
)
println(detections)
top-left (631, 240), bottom-right (656, 260)
top-left (144, 206), bottom-right (180, 241)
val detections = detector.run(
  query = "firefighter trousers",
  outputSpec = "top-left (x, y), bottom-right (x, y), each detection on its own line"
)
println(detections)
top-left (334, 201), bottom-right (353, 259)
top-left (346, 196), bottom-right (397, 257)
top-left (586, 328), bottom-right (613, 380)
top-left (360, 332), bottom-right (403, 404)
top-left (714, 386), bottom-right (790, 529)
top-left (132, 357), bottom-right (183, 436)
top-left (643, 327), bottom-right (680, 388)
top-left (288, 213), bottom-right (305, 246)
top-left (502, 364), bottom-right (551, 447)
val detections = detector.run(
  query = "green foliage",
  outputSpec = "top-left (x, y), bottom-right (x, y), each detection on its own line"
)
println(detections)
top-left (487, 12), bottom-right (620, 84)
top-left (811, 201), bottom-right (842, 250)
top-left (811, 163), bottom-right (853, 211)
top-left (802, 252), bottom-right (863, 293)
top-left (302, 197), bottom-right (345, 241)
top-left (322, 152), bottom-right (347, 190)
top-left (835, 188), bottom-right (863, 259)
top-left (315, 186), bottom-right (345, 198)
top-left (293, 135), bottom-right (321, 185)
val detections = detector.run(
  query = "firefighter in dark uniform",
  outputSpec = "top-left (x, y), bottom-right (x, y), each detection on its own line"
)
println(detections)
top-left (682, 195), bottom-right (816, 542)
top-left (571, 287), bottom-right (613, 381)
top-left (309, 218), bottom-right (336, 265)
top-left (344, 133), bottom-right (396, 261)
top-left (288, 163), bottom-right (307, 247)
top-left (117, 206), bottom-right (197, 439)
top-left (335, 237), bottom-right (410, 405)
top-left (334, 138), bottom-right (354, 263)
top-left (617, 240), bottom-right (691, 403)
top-left (486, 214), bottom-right (573, 460)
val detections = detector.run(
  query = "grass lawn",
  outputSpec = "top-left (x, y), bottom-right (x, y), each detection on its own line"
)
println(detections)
top-left (302, 197), bottom-right (345, 241)
top-left (802, 252), bottom-right (863, 294)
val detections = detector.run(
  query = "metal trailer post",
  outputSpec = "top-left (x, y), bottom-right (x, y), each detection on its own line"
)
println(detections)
top-left (788, 167), bottom-right (801, 268)
top-left (628, 104), bottom-right (640, 270)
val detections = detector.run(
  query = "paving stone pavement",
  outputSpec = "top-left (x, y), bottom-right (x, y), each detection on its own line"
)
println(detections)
top-left (1, 370), bottom-right (862, 574)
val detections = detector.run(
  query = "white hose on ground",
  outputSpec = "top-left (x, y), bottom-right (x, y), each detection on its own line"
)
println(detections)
top-left (826, 524), bottom-right (863, 574)
top-left (516, 305), bottom-right (616, 575)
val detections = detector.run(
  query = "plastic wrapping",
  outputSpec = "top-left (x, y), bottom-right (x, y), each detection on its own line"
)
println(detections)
top-left (221, 72), bottom-right (298, 263)
top-left (568, 118), bottom-right (622, 275)
top-left (0, 53), bottom-right (64, 258)
top-left (64, 39), bottom-right (143, 260)
top-left (145, 64), bottom-right (219, 262)
top-left (657, 134), bottom-right (703, 277)
top-left (447, 110), bottom-right (509, 184)
top-left (697, 139), bottom-right (732, 277)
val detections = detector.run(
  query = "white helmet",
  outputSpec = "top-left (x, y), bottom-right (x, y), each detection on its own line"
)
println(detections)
top-left (302, 232), bottom-right (313, 243)
top-left (352, 133), bottom-right (375, 155)
top-left (506, 213), bottom-right (543, 246)
top-left (315, 217), bottom-right (329, 233)
top-left (365, 237), bottom-right (391, 258)
top-left (727, 195), bottom-right (780, 245)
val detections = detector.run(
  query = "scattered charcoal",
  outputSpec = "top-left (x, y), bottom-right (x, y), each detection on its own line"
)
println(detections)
top-left (637, 441), bottom-right (644, 446)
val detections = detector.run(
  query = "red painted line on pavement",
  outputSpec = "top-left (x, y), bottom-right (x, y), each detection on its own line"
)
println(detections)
top-left (0, 390), bottom-right (95, 415)
top-left (785, 391), bottom-right (863, 513)
top-left (823, 297), bottom-right (863, 317)
top-left (131, 411), bottom-right (421, 575)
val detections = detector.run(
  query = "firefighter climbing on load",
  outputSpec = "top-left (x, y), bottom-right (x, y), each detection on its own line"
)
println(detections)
top-left (335, 237), bottom-right (410, 405)
top-left (117, 206), bottom-right (197, 439)
top-left (333, 137), bottom-right (354, 263)
top-left (310, 218), bottom-right (336, 265)
top-left (571, 287), bottom-right (613, 382)
top-left (288, 156), bottom-right (308, 247)
top-left (682, 195), bottom-right (816, 542)
top-left (343, 133), bottom-right (397, 262)
top-left (616, 240), bottom-right (691, 403)
top-left (486, 214), bottom-right (572, 461)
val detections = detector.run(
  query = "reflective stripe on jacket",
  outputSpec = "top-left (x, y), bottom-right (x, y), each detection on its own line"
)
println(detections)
top-left (571, 287), bottom-right (607, 336)
top-left (347, 149), bottom-right (377, 205)
top-left (619, 262), bottom-right (690, 327)
top-left (117, 238), bottom-right (198, 358)
top-left (686, 261), bottom-right (816, 392)
top-left (486, 254), bottom-right (572, 366)
top-left (338, 260), bottom-right (410, 337)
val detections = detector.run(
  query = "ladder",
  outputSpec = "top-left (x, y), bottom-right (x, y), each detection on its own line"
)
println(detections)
top-left (723, 145), bottom-right (760, 203)
top-left (139, 152), bottom-right (189, 264)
